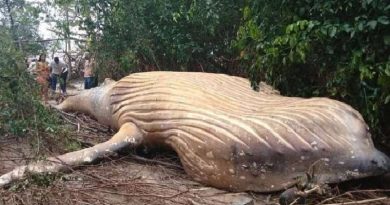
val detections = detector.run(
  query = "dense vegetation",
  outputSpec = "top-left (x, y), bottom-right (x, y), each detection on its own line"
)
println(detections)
top-left (0, 1), bottom-right (61, 149)
top-left (74, 0), bottom-right (244, 79)
top-left (0, 0), bottom-right (389, 148)
top-left (235, 0), bottom-right (390, 146)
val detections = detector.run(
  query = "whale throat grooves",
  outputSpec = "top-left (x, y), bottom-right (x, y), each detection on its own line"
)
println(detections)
top-left (109, 72), bottom-right (375, 192)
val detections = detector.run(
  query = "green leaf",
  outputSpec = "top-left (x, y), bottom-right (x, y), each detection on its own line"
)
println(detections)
top-left (320, 27), bottom-right (328, 35)
top-left (243, 6), bottom-right (251, 19)
top-left (358, 22), bottom-right (364, 31)
top-left (367, 20), bottom-right (377, 29)
top-left (329, 26), bottom-right (337, 37)
top-left (286, 24), bottom-right (293, 34)
top-left (342, 24), bottom-right (352, 32)
top-left (307, 21), bottom-right (315, 31)
top-left (299, 21), bottom-right (305, 30)
top-left (385, 95), bottom-right (390, 104)
top-left (378, 16), bottom-right (389, 25)
top-left (350, 30), bottom-right (356, 38)
top-left (385, 67), bottom-right (390, 76)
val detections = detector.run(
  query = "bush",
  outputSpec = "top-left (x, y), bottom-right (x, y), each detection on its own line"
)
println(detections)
top-left (0, 29), bottom-right (60, 139)
top-left (235, 0), bottom-right (390, 146)
top-left (78, 0), bottom-right (244, 79)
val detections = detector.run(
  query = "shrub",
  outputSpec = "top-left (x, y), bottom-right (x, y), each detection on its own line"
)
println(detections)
top-left (235, 0), bottom-right (390, 145)
top-left (0, 29), bottom-right (60, 140)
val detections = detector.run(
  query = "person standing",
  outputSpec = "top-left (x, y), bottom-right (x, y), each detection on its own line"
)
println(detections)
top-left (83, 54), bottom-right (94, 89)
top-left (34, 54), bottom-right (50, 104)
top-left (49, 57), bottom-right (68, 96)
top-left (60, 63), bottom-right (69, 96)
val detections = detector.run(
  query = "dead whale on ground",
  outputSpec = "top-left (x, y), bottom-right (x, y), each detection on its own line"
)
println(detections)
top-left (0, 71), bottom-right (389, 192)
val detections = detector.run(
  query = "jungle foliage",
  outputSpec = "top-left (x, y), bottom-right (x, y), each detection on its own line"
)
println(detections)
top-left (0, 29), bottom-right (60, 137)
top-left (235, 0), bottom-right (390, 145)
top-left (75, 0), bottom-right (244, 79)
top-left (0, 0), bottom-right (60, 141)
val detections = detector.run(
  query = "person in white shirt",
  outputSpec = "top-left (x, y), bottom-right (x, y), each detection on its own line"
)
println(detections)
top-left (49, 57), bottom-right (68, 96)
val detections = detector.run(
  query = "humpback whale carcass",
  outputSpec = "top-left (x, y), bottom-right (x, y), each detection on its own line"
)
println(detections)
top-left (1, 71), bottom-right (389, 192)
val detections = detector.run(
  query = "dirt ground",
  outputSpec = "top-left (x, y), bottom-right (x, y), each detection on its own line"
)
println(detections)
top-left (0, 79), bottom-right (389, 205)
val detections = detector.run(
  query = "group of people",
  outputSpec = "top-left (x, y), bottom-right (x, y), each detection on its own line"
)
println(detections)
top-left (33, 53), bottom-right (96, 104)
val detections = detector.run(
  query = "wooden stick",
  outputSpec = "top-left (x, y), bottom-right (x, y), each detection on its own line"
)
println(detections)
top-left (323, 197), bottom-right (388, 205)
top-left (318, 190), bottom-right (390, 204)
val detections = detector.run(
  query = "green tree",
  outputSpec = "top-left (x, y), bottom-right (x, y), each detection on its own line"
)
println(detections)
top-left (0, 0), bottom-right (60, 141)
top-left (0, 0), bottom-right (44, 54)
top-left (235, 0), bottom-right (390, 146)
top-left (74, 0), bottom-right (244, 79)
